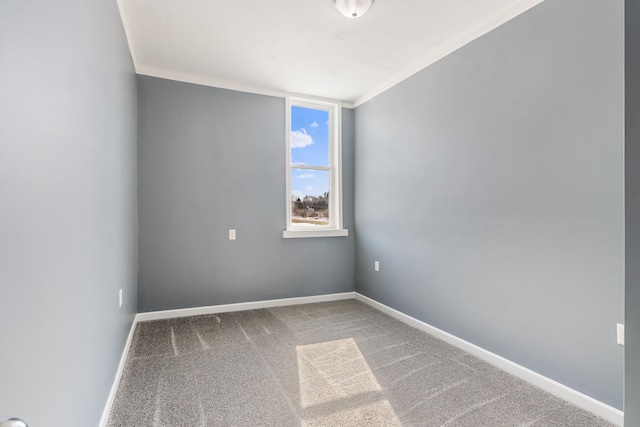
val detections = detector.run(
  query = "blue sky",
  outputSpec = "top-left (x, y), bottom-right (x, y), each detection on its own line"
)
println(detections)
top-left (291, 106), bottom-right (329, 199)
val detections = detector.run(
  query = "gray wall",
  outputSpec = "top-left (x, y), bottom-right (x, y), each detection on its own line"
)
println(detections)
top-left (0, 0), bottom-right (137, 426)
top-left (354, 0), bottom-right (624, 409)
top-left (626, 0), bottom-right (640, 423)
top-left (137, 76), bottom-right (354, 312)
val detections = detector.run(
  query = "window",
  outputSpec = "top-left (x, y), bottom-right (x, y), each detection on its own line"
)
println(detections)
top-left (284, 95), bottom-right (347, 238)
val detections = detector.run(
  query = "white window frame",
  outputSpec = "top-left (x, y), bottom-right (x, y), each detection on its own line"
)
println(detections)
top-left (284, 94), bottom-right (348, 238)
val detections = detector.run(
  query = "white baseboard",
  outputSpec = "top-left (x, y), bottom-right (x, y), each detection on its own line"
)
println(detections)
top-left (136, 292), bottom-right (356, 322)
top-left (99, 315), bottom-right (138, 427)
top-left (354, 293), bottom-right (624, 426)
top-left (101, 292), bottom-right (623, 426)
top-left (100, 292), bottom-right (354, 425)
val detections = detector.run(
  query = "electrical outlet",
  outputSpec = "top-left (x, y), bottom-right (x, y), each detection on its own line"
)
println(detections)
top-left (617, 323), bottom-right (625, 346)
top-left (119, 288), bottom-right (123, 308)
top-left (374, 261), bottom-right (380, 272)
top-left (229, 229), bottom-right (236, 240)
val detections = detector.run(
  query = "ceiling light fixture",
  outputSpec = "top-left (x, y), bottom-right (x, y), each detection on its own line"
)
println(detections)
top-left (332, 0), bottom-right (373, 19)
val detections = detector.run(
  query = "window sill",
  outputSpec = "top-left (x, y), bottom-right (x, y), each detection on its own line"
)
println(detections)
top-left (283, 229), bottom-right (349, 239)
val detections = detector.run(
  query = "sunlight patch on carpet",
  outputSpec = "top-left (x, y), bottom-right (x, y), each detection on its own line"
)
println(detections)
top-left (297, 338), bottom-right (401, 425)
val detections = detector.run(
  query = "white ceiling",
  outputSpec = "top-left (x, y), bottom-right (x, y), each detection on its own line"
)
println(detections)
top-left (117, 0), bottom-right (543, 107)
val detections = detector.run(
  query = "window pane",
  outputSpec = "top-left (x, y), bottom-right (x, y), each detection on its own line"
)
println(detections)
top-left (291, 169), bottom-right (330, 226)
top-left (290, 105), bottom-right (329, 167)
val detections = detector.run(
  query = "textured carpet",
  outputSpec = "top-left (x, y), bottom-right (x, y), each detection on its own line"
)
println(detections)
top-left (107, 299), bottom-right (615, 426)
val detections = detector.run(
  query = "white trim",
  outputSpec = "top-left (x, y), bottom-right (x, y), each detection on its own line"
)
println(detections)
top-left (285, 94), bottom-right (345, 236)
top-left (115, 0), bottom-right (140, 72)
top-left (335, 101), bottom-right (344, 229)
top-left (99, 315), bottom-right (138, 427)
top-left (136, 292), bottom-right (356, 322)
top-left (351, 0), bottom-right (544, 107)
top-left (135, 65), bottom-right (357, 108)
top-left (354, 293), bottom-right (623, 426)
top-left (100, 292), bottom-right (353, 425)
top-left (120, 1), bottom-right (537, 109)
top-left (283, 228), bottom-right (348, 239)
top-left (101, 290), bottom-right (622, 426)
top-left (137, 65), bottom-right (287, 99)
top-left (285, 94), bottom-right (293, 229)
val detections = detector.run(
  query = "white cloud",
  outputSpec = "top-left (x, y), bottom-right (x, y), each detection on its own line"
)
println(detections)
top-left (310, 121), bottom-right (319, 128)
top-left (296, 173), bottom-right (314, 179)
top-left (291, 129), bottom-right (313, 148)
top-left (306, 186), bottom-right (313, 191)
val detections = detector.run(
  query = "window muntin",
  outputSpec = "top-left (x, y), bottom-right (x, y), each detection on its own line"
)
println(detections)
top-left (285, 95), bottom-right (345, 237)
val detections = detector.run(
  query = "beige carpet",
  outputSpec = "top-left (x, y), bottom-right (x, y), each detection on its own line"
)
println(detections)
top-left (107, 299), bottom-right (615, 426)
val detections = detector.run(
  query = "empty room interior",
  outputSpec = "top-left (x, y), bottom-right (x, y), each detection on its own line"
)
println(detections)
top-left (2, 0), bottom-right (640, 426)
